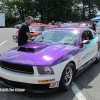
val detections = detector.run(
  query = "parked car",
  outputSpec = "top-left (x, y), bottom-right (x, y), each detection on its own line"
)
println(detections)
top-left (61, 23), bottom-right (77, 27)
top-left (14, 22), bottom-right (22, 29)
top-left (77, 23), bottom-right (92, 28)
top-left (0, 27), bottom-right (99, 93)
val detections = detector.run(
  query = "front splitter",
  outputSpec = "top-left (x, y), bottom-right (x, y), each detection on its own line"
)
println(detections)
top-left (0, 77), bottom-right (58, 93)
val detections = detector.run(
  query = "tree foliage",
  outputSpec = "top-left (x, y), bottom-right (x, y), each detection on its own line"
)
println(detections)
top-left (0, 0), bottom-right (100, 26)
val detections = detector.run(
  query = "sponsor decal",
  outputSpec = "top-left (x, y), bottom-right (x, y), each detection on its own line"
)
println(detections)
top-left (83, 55), bottom-right (87, 60)
top-left (78, 66), bottom-right (84, 71)
top-left (77, 60), bottom-right (81, 63)
top-left (49, 81), bottom-right (59, 88)
top-left (76, 55), bottom-right (82, 66)
top-left (0, 88), bottom-right (25, 92)
top-left (83, 49), bottom-right (95, 60)
top-left (76, 55), bottom-right (82, 59)
top-left (77, 63), bottom-right (81, 67)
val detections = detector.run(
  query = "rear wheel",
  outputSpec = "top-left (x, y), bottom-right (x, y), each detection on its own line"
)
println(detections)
top-left (94, 53), bottom-right (100, 64)
top-left (94, 45), bottom-right (100, 64)
top-left (59, 62), bottom-right (75, 91)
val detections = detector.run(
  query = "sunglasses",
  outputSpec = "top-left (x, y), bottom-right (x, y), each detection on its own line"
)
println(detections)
top-left (30, 19), bottom-right (33, 23)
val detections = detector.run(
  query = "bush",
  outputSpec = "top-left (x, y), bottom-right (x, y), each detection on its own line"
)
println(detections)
top-left (5, 16), bottom-right (20, 27)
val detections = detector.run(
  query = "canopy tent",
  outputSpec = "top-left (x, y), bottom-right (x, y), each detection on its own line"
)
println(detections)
top-left (90, 17), bottom-right (100, 21)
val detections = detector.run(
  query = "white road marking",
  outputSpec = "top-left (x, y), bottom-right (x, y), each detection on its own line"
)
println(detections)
top-left (0, 40), bottom-right (7, 46)
top-left (71, 82), bottom-right (86, 100)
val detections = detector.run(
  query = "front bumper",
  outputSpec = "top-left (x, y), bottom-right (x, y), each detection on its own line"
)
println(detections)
top-left (0, 77), bottom-right (58, 93)
top-left (0, 67), bottom-right (61, 93)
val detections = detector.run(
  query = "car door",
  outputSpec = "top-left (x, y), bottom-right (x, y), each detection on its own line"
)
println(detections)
top-left (77, 30), bottom-right (98, 67)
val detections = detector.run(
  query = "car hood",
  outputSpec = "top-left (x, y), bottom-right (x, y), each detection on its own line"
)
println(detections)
top-left (0, 42), bottom-right (79, 66)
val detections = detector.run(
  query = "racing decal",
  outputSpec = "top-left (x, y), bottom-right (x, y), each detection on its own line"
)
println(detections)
top-left (49, 81), bottom-right (59, 88)
top-left (76, 55), bottom-right (82, 67)
top-left (83, 49), bottom-right (95, 60)
top-left (77, 65), bottom-right (84, 71)
top-left (76, 55), bottom-right (96, 76)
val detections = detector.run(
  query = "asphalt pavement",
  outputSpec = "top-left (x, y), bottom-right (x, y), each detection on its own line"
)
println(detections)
top-left (0, 28), bottom-right (100, 100)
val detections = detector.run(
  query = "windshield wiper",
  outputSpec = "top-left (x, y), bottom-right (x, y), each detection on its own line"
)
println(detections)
top-left (37, 35), bottom-right (44, 42)
top-left (39, 34), bottom-right (44, 41)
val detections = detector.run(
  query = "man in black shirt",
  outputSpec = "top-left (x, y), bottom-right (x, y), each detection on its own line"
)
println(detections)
top-left (91, 21), bottom-right (96, 31)
top-left (18, 16), bottom-right (42, 46)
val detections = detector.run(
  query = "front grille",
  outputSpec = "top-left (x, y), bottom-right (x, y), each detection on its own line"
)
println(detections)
top-left (0, 61), bottom-right (34, 74)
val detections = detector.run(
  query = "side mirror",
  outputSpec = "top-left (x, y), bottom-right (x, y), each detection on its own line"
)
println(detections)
top-left (80, 40), bottom-right (90, 48)
top-left (81, 40), bottom-right (90, 44)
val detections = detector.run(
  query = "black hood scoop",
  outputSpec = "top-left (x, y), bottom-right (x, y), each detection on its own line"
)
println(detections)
top-left (17, 47), bottom-right (34, 52)
top-left (17, 45), bottom-right (49, 53)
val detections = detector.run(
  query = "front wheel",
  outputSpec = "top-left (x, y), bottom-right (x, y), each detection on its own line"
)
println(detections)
top-left (59, 62), bottom-right (75, 91)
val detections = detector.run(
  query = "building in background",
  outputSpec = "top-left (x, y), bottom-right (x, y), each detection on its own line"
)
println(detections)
top-left (0, 13), bottom-right (5, 27)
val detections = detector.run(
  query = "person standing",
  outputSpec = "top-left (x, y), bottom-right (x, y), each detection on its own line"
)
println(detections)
top-left (56, 21), bottom-right (59, 26)
top-left (18, 16), bottom-right (42, 46)
top-left (52, 21), bottom-right (55, 25)
top-left (91, 21), bottom-right (96, 31)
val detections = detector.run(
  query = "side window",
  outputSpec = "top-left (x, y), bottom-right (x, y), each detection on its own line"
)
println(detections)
top-left (81, 31), bottom-right (93, 41)
top-left (86, 31), bottom-right (93, 40)
top-left (81, 31), bottom-right (88, 41)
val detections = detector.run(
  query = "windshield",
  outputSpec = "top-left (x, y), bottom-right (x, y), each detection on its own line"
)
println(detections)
top-left (34, 30), bottom-right (79, 46)
top-left (30, 26), bottom-right (46, 31)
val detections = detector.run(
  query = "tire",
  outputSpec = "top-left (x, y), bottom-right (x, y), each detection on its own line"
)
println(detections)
top-left (94, 45), bottom-right (100, 64)
top-left (59, 62), bottom-right (75, 91)
top-left (94, 53), bottom-right (100, 64)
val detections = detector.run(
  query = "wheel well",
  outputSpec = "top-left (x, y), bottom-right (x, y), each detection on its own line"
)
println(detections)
top-left (69, 61), bottom-right (76, 74)
top-left (60, 61), bottom-right (77, 82)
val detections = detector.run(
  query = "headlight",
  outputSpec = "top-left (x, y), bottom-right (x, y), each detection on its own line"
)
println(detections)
top-left (13, 36), bottom-right (17, 39)
top-left (37, 66), bottom-right (54, 74)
